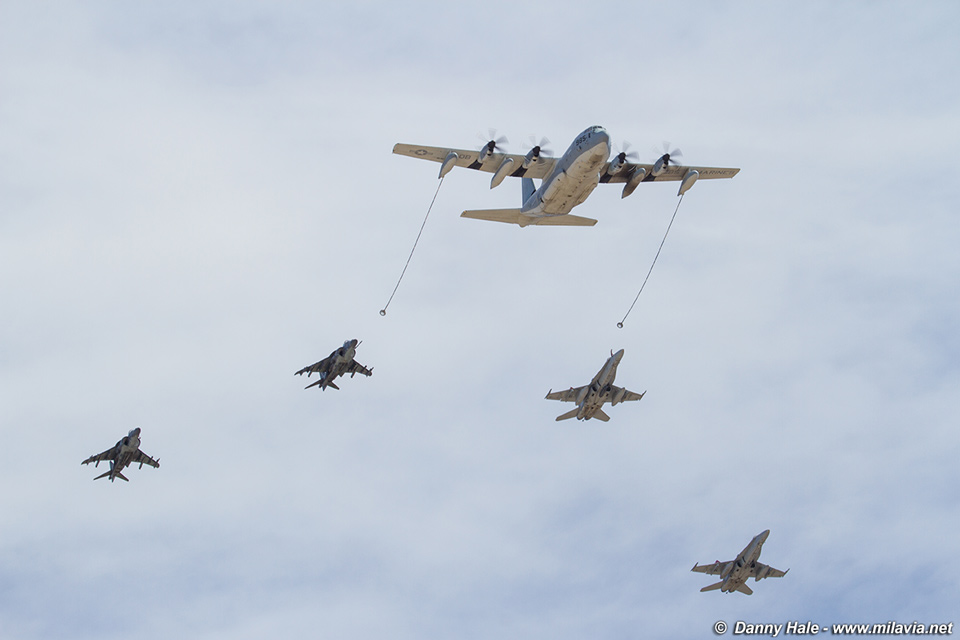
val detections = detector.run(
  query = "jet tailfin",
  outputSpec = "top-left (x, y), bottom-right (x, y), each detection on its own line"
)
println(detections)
top-left (592, 408), bottom-right (611, 422)
top-left (555, 408), bottom-right (579, 421)
top-left (700, 581), bottom-right (724, 592)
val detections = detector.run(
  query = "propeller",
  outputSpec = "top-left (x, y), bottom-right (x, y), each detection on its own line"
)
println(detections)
top-left (524, 135), bottom-right (553, 158)
top-left (654, 141), bottom-right (683, 167)
top-left (612, 141), bottom-right (640, 163)
top-left (477, 128), bottom-right (509, 154)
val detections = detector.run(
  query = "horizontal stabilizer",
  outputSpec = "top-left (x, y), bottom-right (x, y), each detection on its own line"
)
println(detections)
top-left (700, 581), bottom-right (723, 592)
top-left (555, 408), bottom-right (579, 421)
top-left (94, 470), bottom-right (112, 481)
top-left (736, 583), bottom-right (754, 595)
top-left (461, 209), bottom-right (597, 227)
top-left (592, 408), bottom-right (610, 422)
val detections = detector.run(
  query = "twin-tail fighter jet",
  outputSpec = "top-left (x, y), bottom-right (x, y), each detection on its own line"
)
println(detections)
top-left (295, 339), bottom-right (373, 390)
top-left (81, 427), bottom-right (160, 482)
top-left (545, 349), bottom-right (645, 421)
top-left (393, 126), bottom-right (739, 227)
top-left (691, 530), bottom-right (789, 595)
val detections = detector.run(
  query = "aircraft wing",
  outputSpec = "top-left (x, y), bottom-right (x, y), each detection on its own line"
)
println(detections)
top-left (81, 447), bottom-right (117, 465)
top-left (346, 360), bottom-right (373, 378)
top-left (752, 563), bottom-right (788, 579)
top-left (295, 356), bottom-right (333, 377)
top-left (132, 450), bottom-right (160, 469)
top-left (393, 144), bottom-right (557, 180)
top-left (691, 560), bottom-right (731, 576)
top-left (545, 386), bottom-right (586, 403)
top-left (610, 385), bottom-right (645, 402)
top-left (598, 163), bottom-right (740, 183)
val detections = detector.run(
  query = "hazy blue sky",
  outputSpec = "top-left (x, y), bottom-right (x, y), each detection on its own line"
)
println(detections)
top-left (2, 2), bottom-right (958, 638)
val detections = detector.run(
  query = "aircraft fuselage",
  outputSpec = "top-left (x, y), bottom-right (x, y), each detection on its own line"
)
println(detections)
top-left (576, 348), bottom-right (624, 420)
top-left (718, 529), bottom-right (770, 593)
top-left (522, 126), bottom-right (611, 217)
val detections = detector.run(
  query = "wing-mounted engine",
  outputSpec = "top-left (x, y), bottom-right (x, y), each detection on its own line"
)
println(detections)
top-left (651, 143), bottom-right (683, 177)
top-left (522, 136), bottom-right (551, 169)
top-left (606, 142), bottom-right (637, 177)
top-left (477, 130), bottom-right (508, 166)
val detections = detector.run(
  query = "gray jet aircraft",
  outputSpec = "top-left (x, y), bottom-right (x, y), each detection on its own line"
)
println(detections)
top-left (545, 349), bottom-right (645, 421)
top-left (295, 339), bottom-right (373, 390)
top-left (691, 530), bottom-right (788, 595)
top-left (81, 427), bottom-right (160, 482)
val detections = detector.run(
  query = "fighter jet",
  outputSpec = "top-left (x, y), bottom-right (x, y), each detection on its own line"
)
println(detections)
top-left (545, 349), bottom-right (645, 421)
top-left (295, 339), bottom-right (373, 390)
top-left (691, 530), bottom-right (788, 595)
top-left (81, 427), bottom-right (160, 482)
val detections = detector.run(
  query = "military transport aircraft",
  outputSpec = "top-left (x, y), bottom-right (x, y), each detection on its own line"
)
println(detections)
top-left (81, 427), bottom-right (160, 482)
top-left (295, 339), bottom-right (373, 390)
top-left (545, 349), bottom-right (645, 421)
top-left (393, 126), bottom-right (739, 227)
top-left (691, 530), bottom-right (789, 595)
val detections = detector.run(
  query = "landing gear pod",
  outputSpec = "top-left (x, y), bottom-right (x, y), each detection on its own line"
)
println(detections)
top-left (490, 157), bottom-right (515, 189)
top-left (678, 169), bottom-right (699, 196)
top-left (439, 152), bottom-right (458, 179)
top-left (621, 168), bottom-right (647, 199)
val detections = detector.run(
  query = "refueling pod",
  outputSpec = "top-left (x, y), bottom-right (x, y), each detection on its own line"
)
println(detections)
top-left (438, 151), bottom-right (458, 179)
top-left (621, 168), bottom-right (647, 198)
top-left (490, 157), bottom-right (515, 189)
top-left (678, 169), bottom-right (699, 196)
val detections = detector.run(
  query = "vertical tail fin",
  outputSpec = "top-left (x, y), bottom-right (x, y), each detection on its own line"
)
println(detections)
top-left (521, 177), bottom-right (536, 207)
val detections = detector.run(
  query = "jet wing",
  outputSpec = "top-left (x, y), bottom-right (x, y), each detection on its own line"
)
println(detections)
top-left (132, 450), bottom-right (160, 469)
top-left (610, 385), bottom-right (645, 402)
top-left (393, 144), bottom-right (557, 180)
top-left (598, 163), bottom-right (740, 183)
top-left (345, 360), bottom-right (373, 378)
top-left (692, 561), bottom-right (731, 576)
top-left (545, 386), bottom-right (586, 403)
top-left (752, 563), bottom-right (788, 579)
top-left (82, 447), bottom-right (118, 465)
top-left (295, 356), bottom-right (333, 377)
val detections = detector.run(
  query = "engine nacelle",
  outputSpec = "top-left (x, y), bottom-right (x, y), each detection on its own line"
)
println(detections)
top-left (478, 141), bottom-right (496, 165)
top-left (606, 153), bottom-right (627, 176)
top-left (490, 157), bottom-right (515, 189)
top-left (651, 154), bottom-right (668, 177)
top-left (523, 146), bottom-right (541, 169)
top-left (678, 169), bottom-right (699, 196)
top-left (439, 151), bottom-right (458, 179)
top-left (621, 168), bottom-right (647, 199)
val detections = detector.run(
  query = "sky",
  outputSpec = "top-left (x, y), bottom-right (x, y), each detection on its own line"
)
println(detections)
top-left (1, 2), bottom-right (958, 638)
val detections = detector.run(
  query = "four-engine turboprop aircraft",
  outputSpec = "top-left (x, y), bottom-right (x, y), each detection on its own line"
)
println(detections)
top-left (691, 530), bottom-right (789, 595)
top-left (545, 349), bottom-right (645, 421)
top-left (81, 427), bottom-right (160, 482)
top-left (393, 126), bottom-right (739, 227)
top-left (295, 339), bottom-right (373, 390)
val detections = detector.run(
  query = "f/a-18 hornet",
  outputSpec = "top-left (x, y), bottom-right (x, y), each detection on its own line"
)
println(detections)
top-left (393, 125), bottom-right (739, 227)
top-left (295, 339), bottom-right (373, 390)
top-left (691, 530), bottom-right (788, 595)
top-left (545, 349), bottom-right (645, 421)
top-left (81, 427), bottom-right (160, 482)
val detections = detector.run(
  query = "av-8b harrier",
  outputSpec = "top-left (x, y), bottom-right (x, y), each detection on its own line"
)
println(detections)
top-left (295, 339), bottom-right (373, 390)
top-left (545, 349), bottom-right (645, 421)
top-left (692, 530), bottom-right (788, 595)
top-left (81, 427), bottom-right (160, 482)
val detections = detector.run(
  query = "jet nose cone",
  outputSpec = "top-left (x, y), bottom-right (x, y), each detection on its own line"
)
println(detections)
top-left (758, 529), bottom-right (771, 541)
top-left (613, 349), bottom-right (625, 360)
top-left (130, 427), bottom-right (141, 437)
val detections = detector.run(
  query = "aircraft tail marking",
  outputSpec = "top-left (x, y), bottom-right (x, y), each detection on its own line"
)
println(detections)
top-left (555, 408), bottom-right (579, 421)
